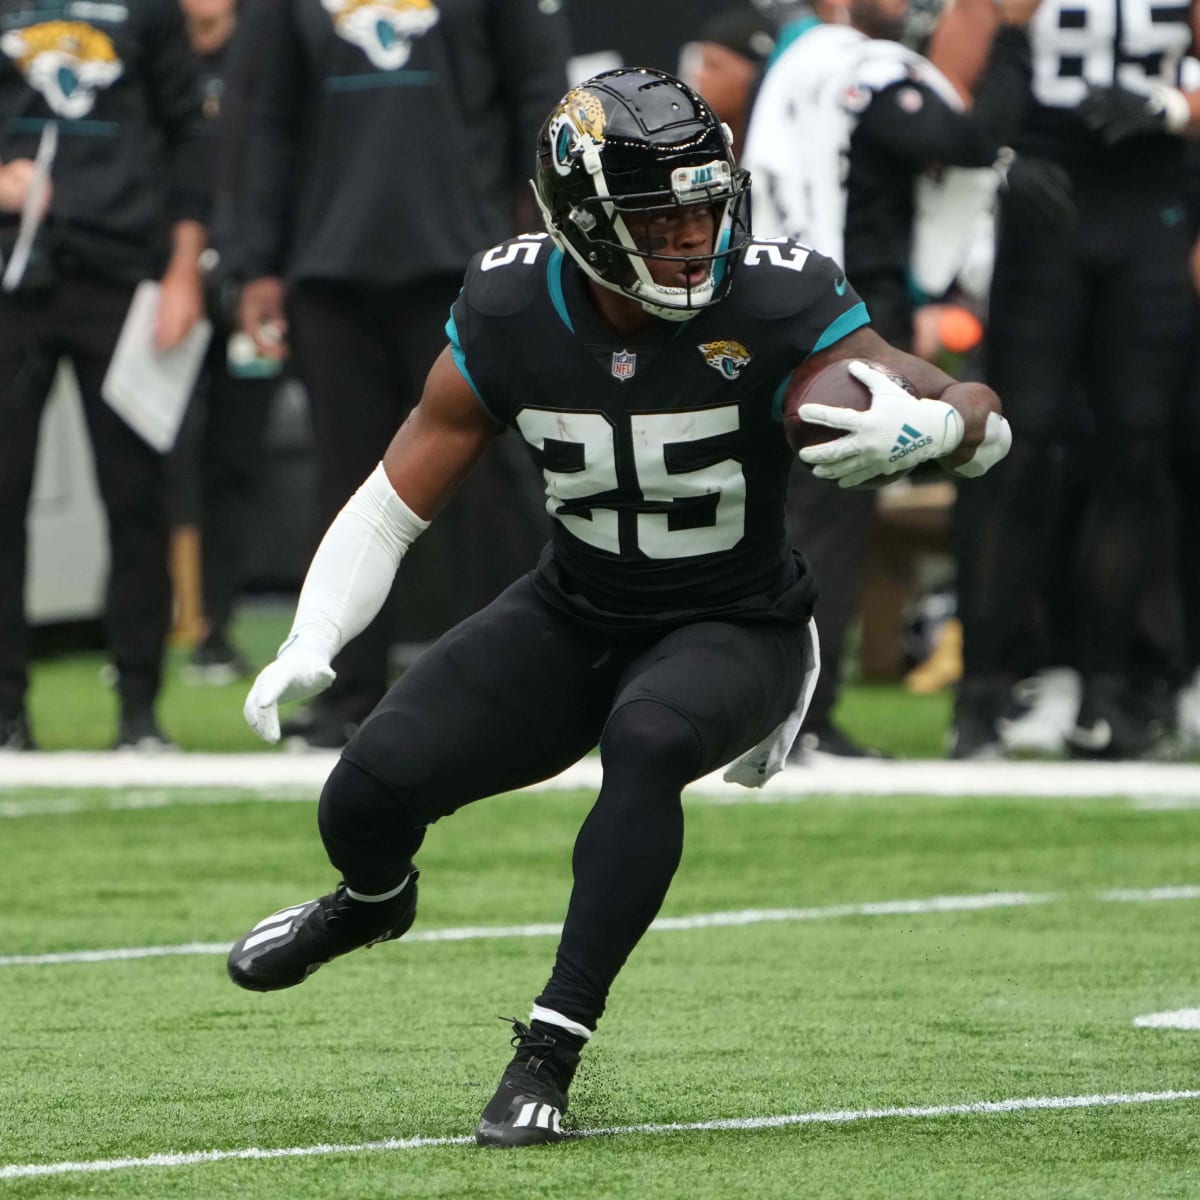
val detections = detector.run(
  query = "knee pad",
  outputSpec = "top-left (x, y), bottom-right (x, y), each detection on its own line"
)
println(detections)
top-left (317, 757), bottom-right (426, 863)
top-left (600, 700), bottom-right (702, 783)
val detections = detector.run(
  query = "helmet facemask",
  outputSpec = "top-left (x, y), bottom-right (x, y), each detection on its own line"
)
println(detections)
top-left (533, 70), bottom-right (753, 322)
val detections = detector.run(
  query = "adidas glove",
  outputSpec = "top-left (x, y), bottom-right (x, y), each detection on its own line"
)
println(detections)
top-left (243, 634), bottom-right (336, 744)
top-left (1078, 83), bottom-right (1190, 145)
top-left (798, 360), bottom-right (964, 490)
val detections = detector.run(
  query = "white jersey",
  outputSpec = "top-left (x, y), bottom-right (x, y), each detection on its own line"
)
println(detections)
top-left (743, 23), bottom-right (997, 297)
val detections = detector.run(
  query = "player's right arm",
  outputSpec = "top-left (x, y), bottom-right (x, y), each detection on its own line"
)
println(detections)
top-left (243, 347), bottom-right (501, 742)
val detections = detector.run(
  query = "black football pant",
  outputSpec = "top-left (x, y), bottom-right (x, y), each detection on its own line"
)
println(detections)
top-left (1170, 325), bottom-right (1200, 676)
top-left (958, 176), bottom-right (1194, 687)
top-left (322, 576), bottom-right (809, 1031)
top-left (172, 321), bottom-right (277, 635)
top-left (286, 277), bottom-right (549, 722)
top-left (0, 276), bottom-right (170, 718)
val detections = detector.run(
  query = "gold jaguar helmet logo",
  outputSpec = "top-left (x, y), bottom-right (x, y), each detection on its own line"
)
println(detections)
top-left (547, 88), bottom-right (606, 177)
top-left (1, 21), bottom-right (122, 118)
top-left (322, 0), bottom-right (439, 71)
top-left (699, 340), bottom-right (752, 380)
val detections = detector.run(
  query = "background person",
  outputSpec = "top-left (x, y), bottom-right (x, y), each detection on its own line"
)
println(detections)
top-left (220, 0), bottom-right (569, 748)
top-left (174, 0), bottom-right (279, 684)
top-left (937, 0), bottom-right (1200, 759)
top-left (0, 0), bottom-right (208, 751)
top-left (679, 4), bottom-right (778, 155)
top-left (743, 0), bottom-right (1043, 759)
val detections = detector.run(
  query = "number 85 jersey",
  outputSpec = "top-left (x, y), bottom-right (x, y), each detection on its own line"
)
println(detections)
top-left (447, 232), bottom-right (870, 633)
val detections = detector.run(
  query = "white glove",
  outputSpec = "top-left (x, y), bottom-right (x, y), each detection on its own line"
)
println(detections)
top-left (797, 360), bottom-right (964, 489)
top-left (243, 635), bottom-right (336, 744)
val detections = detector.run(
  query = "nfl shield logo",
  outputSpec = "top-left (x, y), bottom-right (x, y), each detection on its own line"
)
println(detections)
top-left (611, 349), bottom-right (637, 381)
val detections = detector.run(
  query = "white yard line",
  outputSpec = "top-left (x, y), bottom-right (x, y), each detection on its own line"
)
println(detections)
top-left (4, 753), bottom-right (1200, 805)
top-left (3, 885), bottom-right (1196, 968)
top-left (2, 1088), bottom-right (1198, 1180)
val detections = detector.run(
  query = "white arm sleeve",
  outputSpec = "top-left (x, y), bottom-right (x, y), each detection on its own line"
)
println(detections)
top-left (282, 463), bottom-right (430, 659)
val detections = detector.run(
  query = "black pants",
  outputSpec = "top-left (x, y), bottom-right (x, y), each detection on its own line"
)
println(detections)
top-left (0, 276), bottom-right (170, 716)
top-left (326, 575), bottom-right (809, 1030)
top-left (287, 276), bottom-right (549, 720)
top-left (169, 319), bottom-right (279, 634)
top-left (957, 177), bottom-right (1195, 686)
top-left (1164, 318), bottom-right (1200, 678)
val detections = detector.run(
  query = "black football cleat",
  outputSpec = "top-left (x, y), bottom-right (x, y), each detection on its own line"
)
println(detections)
top-left (476, 1019), bottom-right (582, 1148)
top-left (227, 872), bottom-right (418, 992)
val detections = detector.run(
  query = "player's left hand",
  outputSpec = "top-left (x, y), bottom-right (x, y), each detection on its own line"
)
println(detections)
top-left (243, 639), bottom-right (336, 743)
top-left (1078, 84), bottom-right (1190, 145)
top-left (798, 360), bottom-right (964, 489)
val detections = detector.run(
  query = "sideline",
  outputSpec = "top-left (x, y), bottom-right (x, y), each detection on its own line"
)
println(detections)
top-left (3, 1088), bottom-right (1198, 1180)
top-left (4, 752), bottom-right (1200, 798)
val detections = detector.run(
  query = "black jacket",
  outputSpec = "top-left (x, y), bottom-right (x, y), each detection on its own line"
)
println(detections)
top-left (223, 0), bottom-right (570, 287)
top-left (0, 0), bottom-right (209, 282)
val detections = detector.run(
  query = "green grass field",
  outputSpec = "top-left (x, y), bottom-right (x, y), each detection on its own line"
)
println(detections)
top-left (5, 607), bottom-right (1200, 1196)
top-left (3, 781), bottom-right (1200, 1197)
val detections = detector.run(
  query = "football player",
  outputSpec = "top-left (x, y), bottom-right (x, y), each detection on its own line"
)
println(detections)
top-left (226, 68), bottom-right (1011, 1147)
top-left (934, 0), bottom-right (1200, 759)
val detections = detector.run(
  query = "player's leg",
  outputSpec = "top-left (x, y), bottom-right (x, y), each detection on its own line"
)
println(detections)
top-left (785, 466), bottom-right (877, 757)
top-left (952, 195), bottom-right (1087, 757)
top-left (1069, 184), bottom-right (1193, 757)
top-left (475, 616), bottom-right (808, 1146)
top-left (1171, 330), bottom-right (1200, 746)
top-left (0, 295), bottom-right (58, 749)
top-left (194, 331), bottom-right (275, 674)
top-left (69, 278), bottom-right (174, 748)
top-left (227, 576), bottom-right (619, 991)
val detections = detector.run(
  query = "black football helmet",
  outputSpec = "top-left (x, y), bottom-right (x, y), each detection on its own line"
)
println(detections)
top-left (533, 67), bottom-right (751, 321)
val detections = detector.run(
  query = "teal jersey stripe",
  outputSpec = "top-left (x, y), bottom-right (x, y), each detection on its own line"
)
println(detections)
top-left (810, 302), bottom-right (870, 355)
top-left (444, 311), bottom-right (498, 421)
top-left (323, 70), bottom-right (435, 92)
top-left (547, 247), bottom-right (573, 332)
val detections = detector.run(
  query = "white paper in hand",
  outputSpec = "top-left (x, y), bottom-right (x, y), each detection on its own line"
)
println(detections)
top-left (101, 280), bottom-right (212, 453)
top-left (1, 120), bottom-right (57, 293)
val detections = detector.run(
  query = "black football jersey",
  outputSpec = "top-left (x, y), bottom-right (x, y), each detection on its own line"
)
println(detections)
top-left (1020, 0), bottom-right (1192, 182)
top-left (448, 233), bottom-right (869, 632)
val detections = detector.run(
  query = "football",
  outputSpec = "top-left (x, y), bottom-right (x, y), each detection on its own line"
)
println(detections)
top-left (782, 358), bottom-right (916, 454)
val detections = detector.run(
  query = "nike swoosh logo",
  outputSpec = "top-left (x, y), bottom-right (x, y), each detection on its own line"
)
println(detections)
top-left (834, 276), bottom-right (848, 296)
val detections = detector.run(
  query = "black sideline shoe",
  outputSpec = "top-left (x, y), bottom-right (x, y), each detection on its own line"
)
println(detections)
top-left (184, 632), bottom-right (251, 685)
top-left (279, 703), bottom-right (362, 751)
top-left (476, 1019), bottom-right (583, 1148)
top-left (789, 721), bottom-right (891, 763)
top-left (227, 872), bottom-right (419, 992)
top-left (1067, 676), bottom-right (1156, 761)
top-left (113, 710), bottom-right (178, 753)
top-left (948, 683), bottom-right (1006, 760)
top-left (0, 709), bottom-right (37, 752)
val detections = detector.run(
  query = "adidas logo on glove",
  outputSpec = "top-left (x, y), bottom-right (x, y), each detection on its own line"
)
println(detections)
top-left (888, 423), bottom-right (932, 463)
